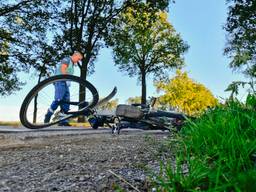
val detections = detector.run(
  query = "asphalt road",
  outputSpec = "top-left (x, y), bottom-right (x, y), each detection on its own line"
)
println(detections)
top-left (0, 125), bottom-right (167, 141)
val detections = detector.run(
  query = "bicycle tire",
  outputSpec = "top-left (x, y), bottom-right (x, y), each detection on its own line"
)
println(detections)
top-left (147, 110), bottom-right (186, 120)
top-left (20, 75), bottom-right (99, 129)
top-left (147, 110), bottom-right (186, 131)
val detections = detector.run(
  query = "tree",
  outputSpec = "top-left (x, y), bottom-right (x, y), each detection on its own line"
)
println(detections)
top-left (155, 70), bottom-right (218, 116)
top-left (225, 80), bottom-right (255, 100)
top-left (0, 63), bottom-right (22, 96)
top-left (107, 3), bottom-right (188, 104)
top-left (0, 0), bottom-right (34, 16)
top-left (146, 0), bottom-right (173, 10)
top-left (0, 29), bottom-right (21, 95)
top-left (0, 0), bottom-right (57, 96)
top-left (51, 0), bottom-right (130, 121)
top-left (126, 96), bottom-right (141, 104)
top-left (224, 0), bottom-right (256, 78)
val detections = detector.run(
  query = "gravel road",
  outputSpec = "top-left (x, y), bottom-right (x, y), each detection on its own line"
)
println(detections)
top-left (0, 128), bottom-right (171, 192)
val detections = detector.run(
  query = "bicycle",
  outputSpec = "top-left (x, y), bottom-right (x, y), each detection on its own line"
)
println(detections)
top-left (20, 74), bottom-right (187, 133)
top-left (87, 97), bottom-right (187, 134)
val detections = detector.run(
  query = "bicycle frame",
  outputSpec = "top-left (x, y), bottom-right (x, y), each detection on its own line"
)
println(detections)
top-left (87, 98), bottom-right (187, 134)
top-left (59, 87), bottom-right (117, 117)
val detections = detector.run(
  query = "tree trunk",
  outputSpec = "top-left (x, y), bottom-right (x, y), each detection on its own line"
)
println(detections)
top-left (141, 70), bottom-right (147, 105)
top-left (78, 58), bottom-right (88, 122)
top-left (33, 68), bottom-right (44, 123)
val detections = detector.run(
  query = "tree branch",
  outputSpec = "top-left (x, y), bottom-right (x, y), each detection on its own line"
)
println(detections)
top-left (0, 0), bottom-right (33, 16)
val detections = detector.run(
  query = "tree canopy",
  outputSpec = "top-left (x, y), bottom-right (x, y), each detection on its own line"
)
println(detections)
top-left (0, 0), bottom-right (126, 96)
top-left (156, 70), bottom-right (218, 116)
top-left (106, 2), bottom-right (188, 104)
top-left (224, 0), bottom-right (256, 78)
top-left (0, 0), bottom-right (57, 96)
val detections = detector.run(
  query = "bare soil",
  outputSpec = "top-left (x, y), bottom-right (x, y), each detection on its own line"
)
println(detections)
top-left (0, 130), bottom-right (171, 192)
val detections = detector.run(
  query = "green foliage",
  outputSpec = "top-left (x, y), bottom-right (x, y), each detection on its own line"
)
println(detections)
top-left (0, 63), bottom-right (23, 96)
top-left (246, 93), bottom-right (256, 109)
top-left (108, 3), bottom-right (188, 79)
top-left (51, 0), bottom-right (125, 121)
top-left (224, 0), bottom-right (256, 78)
top-left (0, 28), bottom-right (21, 95)
top-left (225, 81), bottom-right (248, 98)
top-left (52, 0), bottom-right (123, 76)
top-left (106, 2), bottom-right (188, 103)
top-left (0, 0), bottom-right (58, 95)
top-left (0, 0), bottom-right (124, 96)
top-left (225, 80), bottom-right (255, 100)
top-left (153, 100), bottom-right (256, 191)
top-left (126, 0), bottom-right (173, 11)
top-left (145, 0), bottom-right (173, 10)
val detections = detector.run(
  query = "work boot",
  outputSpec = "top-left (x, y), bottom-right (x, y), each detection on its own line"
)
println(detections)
top-left (44, 115), bottom-right (51, 123)
top-left (44, 111), bottom-right (53, 123)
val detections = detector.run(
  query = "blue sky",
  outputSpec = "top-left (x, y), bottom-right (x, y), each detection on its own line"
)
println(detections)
top-left (0, 0), bottom-right (247, 121)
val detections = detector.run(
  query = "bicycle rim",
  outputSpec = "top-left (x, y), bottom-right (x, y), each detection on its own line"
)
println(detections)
top-left (20, 75), bottom-right (99, 129)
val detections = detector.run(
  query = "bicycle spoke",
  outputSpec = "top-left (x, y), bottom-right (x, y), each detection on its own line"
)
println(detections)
top-left (20, 75), bottom-right (99, 128)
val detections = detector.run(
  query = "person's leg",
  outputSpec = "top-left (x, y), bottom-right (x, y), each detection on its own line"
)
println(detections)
top-left (58, 83), bottom-right (71, 126)
top-left (44, 82), bottom-right (66, 123)
top-left (61, 84), bottom-right (70, 113)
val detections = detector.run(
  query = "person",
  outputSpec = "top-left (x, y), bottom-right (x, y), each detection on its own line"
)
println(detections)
top-left (44, 51), bottom-right (83, 126)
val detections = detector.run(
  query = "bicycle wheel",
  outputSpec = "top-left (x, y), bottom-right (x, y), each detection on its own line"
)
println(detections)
top-left (20, 75), bottom-right (99, 129)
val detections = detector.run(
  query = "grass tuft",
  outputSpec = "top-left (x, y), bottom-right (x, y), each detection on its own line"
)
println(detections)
top-left (153, 99), bottom-right (256, 191)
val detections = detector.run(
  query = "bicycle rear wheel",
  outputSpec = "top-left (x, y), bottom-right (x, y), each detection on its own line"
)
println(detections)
top-left (147, 110), bottom-right (186, 131)
top-left (20, 75), bottom-right (99, 129)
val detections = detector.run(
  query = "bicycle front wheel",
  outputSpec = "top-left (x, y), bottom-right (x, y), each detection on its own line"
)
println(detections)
top-left (20, 75), bottom-right (99, 129)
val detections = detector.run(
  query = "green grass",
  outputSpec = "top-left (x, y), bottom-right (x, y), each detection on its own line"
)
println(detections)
top-left (153, 100), bottom-right (256, 191)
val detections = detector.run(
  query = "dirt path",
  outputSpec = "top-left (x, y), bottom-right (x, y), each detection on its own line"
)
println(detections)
top-left (0, 130), bottom-right (171, 191)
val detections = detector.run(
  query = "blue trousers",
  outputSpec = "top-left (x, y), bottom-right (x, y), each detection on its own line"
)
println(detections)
top-left (45, 81), bottom-right (70, 123)
top-left (51, 81), bottom-right (70, 112)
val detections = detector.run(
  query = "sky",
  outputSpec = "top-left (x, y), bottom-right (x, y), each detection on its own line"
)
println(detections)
top-left (0, 0), bottom-right (247, 121)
